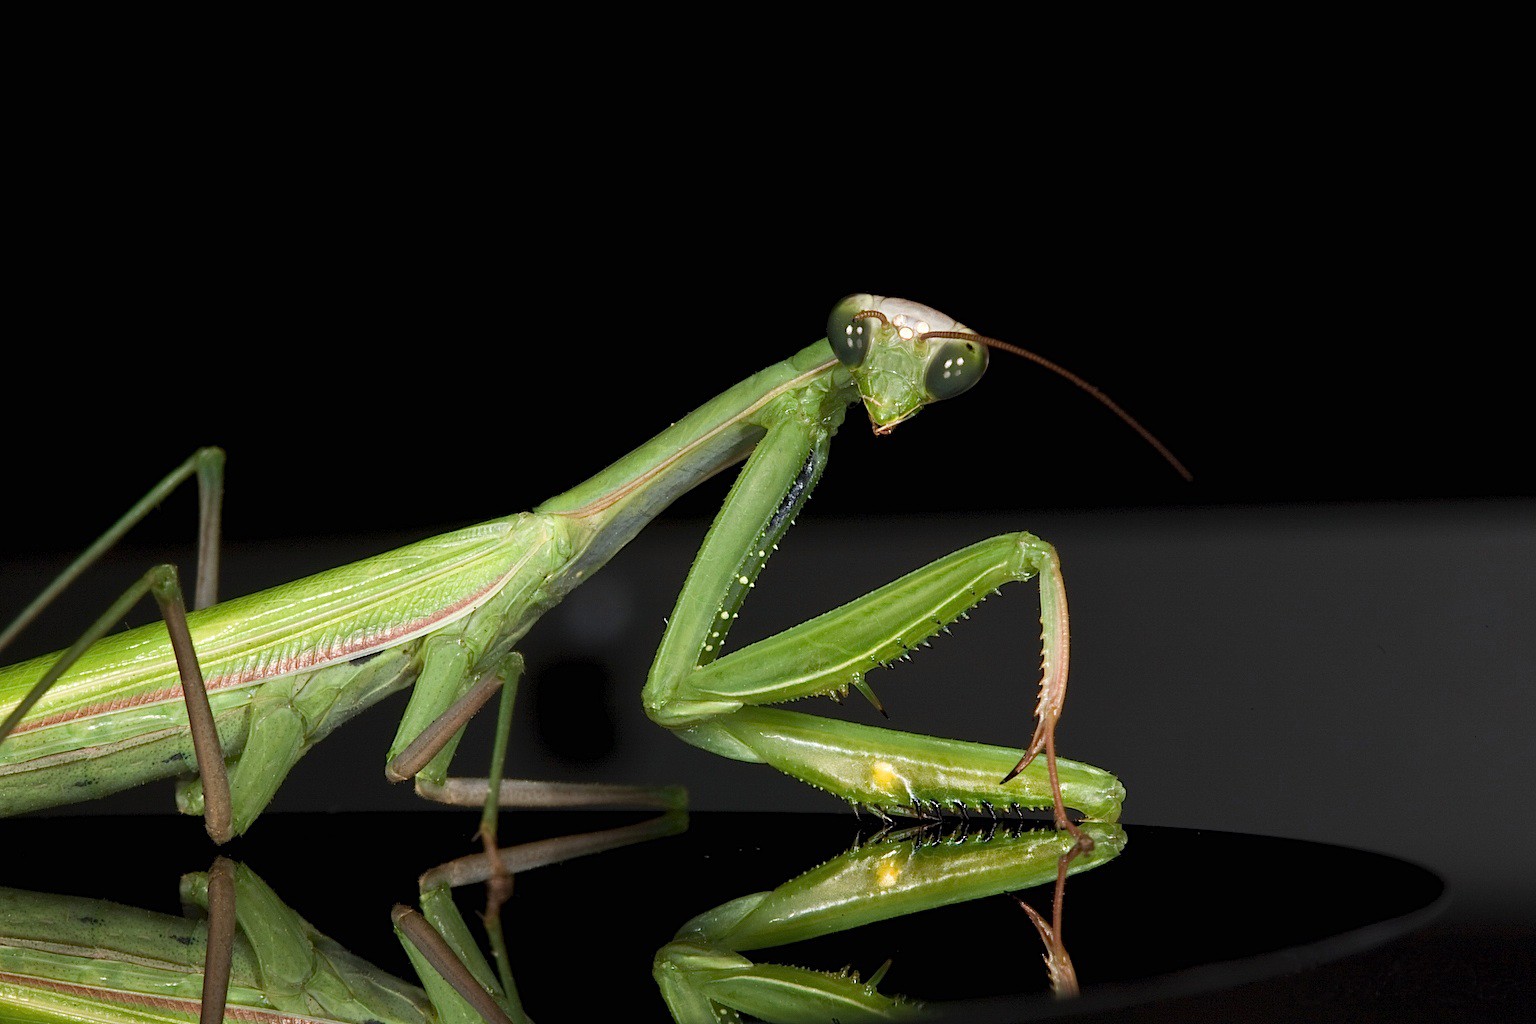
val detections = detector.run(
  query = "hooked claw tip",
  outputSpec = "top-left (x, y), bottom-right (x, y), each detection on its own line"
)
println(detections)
top-left (1000, 751), bottom-right (1035, 785)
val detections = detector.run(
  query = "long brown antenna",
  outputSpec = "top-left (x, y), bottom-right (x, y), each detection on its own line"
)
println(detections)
top-left (923, 330), bottom-right (1194, 482)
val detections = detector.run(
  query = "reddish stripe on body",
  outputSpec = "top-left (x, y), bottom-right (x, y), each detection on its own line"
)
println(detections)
top-left (10, 571), bottom-right (510, 737)
top-left (566, 360), bottom-right (834, 518)
top-left (0, 969), bottom-right (341, 1021)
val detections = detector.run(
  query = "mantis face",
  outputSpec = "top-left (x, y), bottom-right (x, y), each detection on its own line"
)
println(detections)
top-left (827, 293), bottom-right (990, 433)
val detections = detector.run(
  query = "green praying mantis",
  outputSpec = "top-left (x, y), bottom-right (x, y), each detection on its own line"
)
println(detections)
top-left (0, 293), bottom-right (1187, 848)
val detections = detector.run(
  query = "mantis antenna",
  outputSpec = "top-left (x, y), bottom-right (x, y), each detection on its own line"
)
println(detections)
top-left (850, 307), bottom-right (1192, 481)
top-left (923, 328), bottom-right (1194, 482)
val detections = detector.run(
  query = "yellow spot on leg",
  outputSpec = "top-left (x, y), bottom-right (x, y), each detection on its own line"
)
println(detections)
top-left (871, 760), bottom-right (901, 793)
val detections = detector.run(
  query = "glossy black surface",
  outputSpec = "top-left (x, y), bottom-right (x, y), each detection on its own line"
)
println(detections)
top-left (1, 812), bottom-right (1447, 1021)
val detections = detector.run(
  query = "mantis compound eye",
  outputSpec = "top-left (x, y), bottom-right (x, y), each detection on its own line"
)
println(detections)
top-left (923, 337), bottom-right (989, 400)
top-left (827, 293), bottom-right (878, 368)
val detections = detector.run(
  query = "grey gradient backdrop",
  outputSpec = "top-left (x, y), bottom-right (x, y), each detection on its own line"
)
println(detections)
top-left (5, 502), bottom-right (1532, 930)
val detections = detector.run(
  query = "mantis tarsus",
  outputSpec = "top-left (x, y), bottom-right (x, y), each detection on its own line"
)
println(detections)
top-left (0, 294), bottom-right (1185, 847)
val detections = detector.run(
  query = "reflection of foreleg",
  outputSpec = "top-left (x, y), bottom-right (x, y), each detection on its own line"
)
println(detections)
top-left (656, 821), bottom-right (1122, 1020)
top-left (1016, 841), bottom-right (1087, 998)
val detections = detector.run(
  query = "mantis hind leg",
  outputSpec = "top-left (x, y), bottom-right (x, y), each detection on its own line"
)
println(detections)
top-left (0, 447), bottom-right (224, 651)
top-left (0, 449), bottom-right (235, 840)
top-left (0, 562), bottom-right (235, 842)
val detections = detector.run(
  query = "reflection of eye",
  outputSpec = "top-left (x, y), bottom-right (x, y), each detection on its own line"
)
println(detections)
top-left (925, 339), bottom-right (989, 400)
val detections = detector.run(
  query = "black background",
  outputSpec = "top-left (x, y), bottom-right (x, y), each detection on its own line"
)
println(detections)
top-left (0, 48), bottom-right (1523, 549)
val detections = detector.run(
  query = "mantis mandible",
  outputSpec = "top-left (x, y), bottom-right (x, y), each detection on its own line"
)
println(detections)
top-left (0, 294), bottom-right (1186, 847)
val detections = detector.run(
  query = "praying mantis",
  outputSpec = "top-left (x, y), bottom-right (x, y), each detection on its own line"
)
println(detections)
top-left (0, 294), bottom-right (1186, 848)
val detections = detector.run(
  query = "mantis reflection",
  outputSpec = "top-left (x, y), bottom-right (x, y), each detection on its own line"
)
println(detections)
top-left (0, 813), bottom-right (684, 1024)
top-left (0, 814), bottom-right (1123, 1022)
top-left (656, 818), bottom-right (1124, 1021)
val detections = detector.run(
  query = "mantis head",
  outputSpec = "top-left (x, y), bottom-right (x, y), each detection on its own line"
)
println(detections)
top-left (825, 292), bottom-right (1194, 480)
top-left (826, 293), bottom-right (988, 434)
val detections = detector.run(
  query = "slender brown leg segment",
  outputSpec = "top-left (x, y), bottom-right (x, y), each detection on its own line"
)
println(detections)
top-left (191, 447), bottom-right (225, 611)
top-left (385, 643), bottom-right (497, 784)
top-left (478, 655), bottom-right (520, 849)
top-left (416, 777), bottom-right (688, 810)
top-left (417, 809), bottom-right (688, 1017)
top-left (0, 564), bottom-right (233, 842)
top-left (0, 448), bottom-right (231, 838)
top-left (1016, 842), bottom-right (1084, 998)
top-left (999, 542), bottom-right (1091, 851)
top-left (150, 568), bottom-right (232, 843)
top-left (396, 651), bottom-right (687, 813)
top-left (393, 905), bottom-right (514, 1024)
top-left (477, 659), bottom-right (521, 923)
top-left (421, 809), bottom-right (690, 891)
top-left (0, 447), bottom-right (225, 654)
top-left (199, 857), bottom-right (236, 1024)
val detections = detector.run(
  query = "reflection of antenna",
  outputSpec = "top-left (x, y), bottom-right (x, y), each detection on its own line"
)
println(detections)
top-left (923, 329), bottom-right (1194, 483)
